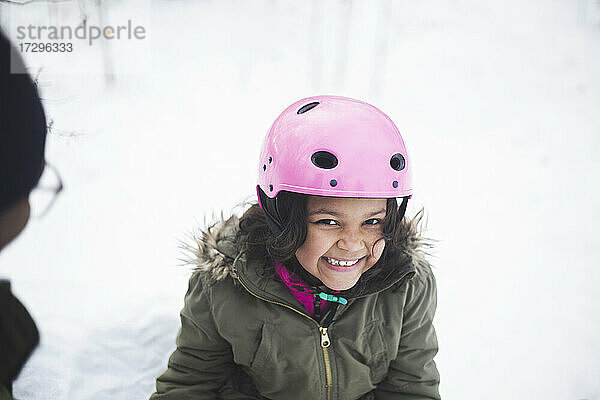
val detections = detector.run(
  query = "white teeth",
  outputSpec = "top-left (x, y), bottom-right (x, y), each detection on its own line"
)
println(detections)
top-left (325, 257), bottom-right (360, 267)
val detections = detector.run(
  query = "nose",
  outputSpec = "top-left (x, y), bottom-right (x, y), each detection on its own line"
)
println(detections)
top-left (336, 230), bottom-right (365, 254)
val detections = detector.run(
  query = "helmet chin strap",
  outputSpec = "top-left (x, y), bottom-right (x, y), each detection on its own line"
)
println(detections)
top-left (257, 186), bottom-right (284, 237)
top-left (265, 197), bottom-right (283, 237)
top-left (398, 196), bottom-right (409, 221)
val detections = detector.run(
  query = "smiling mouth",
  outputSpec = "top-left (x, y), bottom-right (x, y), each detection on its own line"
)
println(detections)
top-left (323, 256), bottom-right (363, 267)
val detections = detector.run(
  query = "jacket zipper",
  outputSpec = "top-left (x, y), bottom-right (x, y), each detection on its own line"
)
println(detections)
top-left (232, 270), bottom-right (334, 400)
top-left (320, 327), bottom-right (332, 400)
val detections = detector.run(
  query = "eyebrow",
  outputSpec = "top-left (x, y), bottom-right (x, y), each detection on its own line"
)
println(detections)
top-left (308, 208), bottom-right (387, 218)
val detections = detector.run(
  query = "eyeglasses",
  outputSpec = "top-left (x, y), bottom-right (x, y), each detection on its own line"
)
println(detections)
top-left (29, 162), bottom-right (63, 218)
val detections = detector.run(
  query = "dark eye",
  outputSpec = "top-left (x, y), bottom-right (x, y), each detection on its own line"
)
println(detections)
top-left (364, 218), bottom-right (382, 226)
top-left (316, 219), bottom-right (338, 226)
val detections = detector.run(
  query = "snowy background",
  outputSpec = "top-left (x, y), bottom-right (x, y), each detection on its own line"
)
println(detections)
top-left (1, 0), bottom-right (600, 399)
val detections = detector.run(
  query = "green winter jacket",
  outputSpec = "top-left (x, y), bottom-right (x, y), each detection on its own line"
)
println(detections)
top-left (150, 214), bottom-right (440, 400)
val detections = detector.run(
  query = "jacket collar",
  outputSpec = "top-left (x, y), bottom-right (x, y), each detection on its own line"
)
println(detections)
top-left (181, 209), bottom-right (434, 302)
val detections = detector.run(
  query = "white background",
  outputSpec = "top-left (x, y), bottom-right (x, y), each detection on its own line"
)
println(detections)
top-left (1, 0), bottom-right (599, 399)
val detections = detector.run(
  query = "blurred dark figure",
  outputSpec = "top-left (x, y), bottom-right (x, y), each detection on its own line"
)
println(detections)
top-left (0, 29), bottom-right (57, 399)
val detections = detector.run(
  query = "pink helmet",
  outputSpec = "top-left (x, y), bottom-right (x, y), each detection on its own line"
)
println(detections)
top-left (257, 95), bottom-right (412, 202)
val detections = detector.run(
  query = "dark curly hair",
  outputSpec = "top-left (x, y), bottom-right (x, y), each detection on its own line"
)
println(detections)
top-left (237, 190), bottom-right (413, 297)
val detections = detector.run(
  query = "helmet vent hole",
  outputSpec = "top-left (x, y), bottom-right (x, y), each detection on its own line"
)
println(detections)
top-left (269, 184), bottom-right (273, 192)
top-left (330, 179), bottom-right (337, 187)
top-left (263, 164), bottom-right (266, 171)
top-left (268, 156), bottom-right (273, 163)
top-left (390, 153), bottom-right (406, 171)
top-left (297, 102), bottom-right (320, 114)
top-left (311, 151), bottom-right (338, 169)
top-left (392, 181), bottom-right (398, 188)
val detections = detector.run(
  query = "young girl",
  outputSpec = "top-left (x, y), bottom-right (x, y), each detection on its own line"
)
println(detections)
top-left (150, 95), bottom-right (440, 400)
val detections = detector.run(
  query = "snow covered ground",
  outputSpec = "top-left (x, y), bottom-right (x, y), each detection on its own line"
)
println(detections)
top-left (1, 0), bottom-right (599, 398)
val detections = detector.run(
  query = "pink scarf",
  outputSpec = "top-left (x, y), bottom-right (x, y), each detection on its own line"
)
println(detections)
top-left (274, 261), bottom-right (334, 319)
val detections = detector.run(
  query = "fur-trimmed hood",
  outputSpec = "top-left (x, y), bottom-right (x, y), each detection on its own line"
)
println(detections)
top-left (181, 210), bottom-right (434, 296)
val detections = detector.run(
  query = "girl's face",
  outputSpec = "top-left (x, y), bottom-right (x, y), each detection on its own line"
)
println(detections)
top-left (295, 196), bottom-right (387, 291)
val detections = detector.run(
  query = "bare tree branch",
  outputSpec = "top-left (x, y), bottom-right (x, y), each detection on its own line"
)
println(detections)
top-left (47, 118), bottom-right (87, 140)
